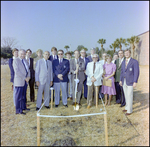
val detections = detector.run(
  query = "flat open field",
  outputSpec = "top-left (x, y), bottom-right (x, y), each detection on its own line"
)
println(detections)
top-left (1, 65), bottom-right (149, 146)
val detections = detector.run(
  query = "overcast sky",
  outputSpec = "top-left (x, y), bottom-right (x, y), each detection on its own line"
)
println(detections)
top-left (1, 1), bottom-right (149, 54)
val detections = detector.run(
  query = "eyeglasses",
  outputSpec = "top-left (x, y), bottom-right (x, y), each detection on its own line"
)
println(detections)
top-left (58, 53), bottom-right (63, 55)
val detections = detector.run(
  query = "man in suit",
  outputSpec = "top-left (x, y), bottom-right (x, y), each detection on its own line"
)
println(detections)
top-left (8, 48), bottom-right (18, 106)
top-left (65, 51), bottom-right (73, 100)
top-left (13, 49), bottom-right (30, 115)
top-left (48, 47), bottom-right (58, 61)
top-left (26, 49), bottom-right (35, 102)
top-left (48, 47), bottom-right (58, 101)
top-left (86, 54), bottom-right (103, 108)
top-left (80, 49), bottom-right (90, 99)
top-left (119, 49), bottom-right (139, 115)
top-left (112, 53), bottom-right (119, 64)
top-left (53, 49), bottom-right (69, 108)
top-left (87, 47), bottom-right (99, 62)
top-left (34, 49), bottom-right (43, 90)
top-left (35, 51), bottom-right (53, 110)
top-left (114, 50), bottom-right (126, 107)
top-left (70, 50), bottom-right (85, 107)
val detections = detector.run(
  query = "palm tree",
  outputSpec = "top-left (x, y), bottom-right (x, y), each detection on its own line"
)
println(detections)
top-left (97, 39), bottom-right (106, 56)
top-left (109, 41), bottom-right (119, 53)
top-left (64, 45), bottom-right (70, 52)
top-left (115, 38), bottom-right (128, 50)
top-left (127, 36), bottom-right (140, 58)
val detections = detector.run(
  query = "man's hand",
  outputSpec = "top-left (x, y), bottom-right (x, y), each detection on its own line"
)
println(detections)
top-left (91, 76), bottom-right (96, 83)
top-left (119, 81), bottom-right (122, 86)
top-left (50, 81), bottom-right (53, 87)
top-left (58, 74), bottom-right (63, 80)
top-left (36, 81), bottom-right (40, 87)
top-left (74, 69), bottom-right (78, 74)
top-left (133, 82), bottom-right (137, 88)
top-left (25, 77), bottom-right (30, 83)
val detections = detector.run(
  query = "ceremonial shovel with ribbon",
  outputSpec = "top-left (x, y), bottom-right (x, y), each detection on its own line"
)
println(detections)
top-left (73, 64), bottom-right (80, 111)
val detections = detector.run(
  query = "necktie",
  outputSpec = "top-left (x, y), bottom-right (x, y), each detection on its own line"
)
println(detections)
top-left (54, 55), bottom-right (56, 60)
top-left (93, 62), bottom-right (96, 73)
top-left (119, 59), bottom-right (121, 67)
top-left (125, 59), bottom-right (128, 69)
top-left (27, 58), bottom-right (29, 64)
top-left (46, 60), bottom-right (48, 69)
top-left (22, 59), bottom-right (27, 76)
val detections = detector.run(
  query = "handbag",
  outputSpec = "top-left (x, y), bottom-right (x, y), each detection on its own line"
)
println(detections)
top-left (103, 78), bottom-right (112, 87)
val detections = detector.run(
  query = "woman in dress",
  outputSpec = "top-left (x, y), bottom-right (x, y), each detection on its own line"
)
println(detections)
top-left (101, 54), bottom-right (116, 106)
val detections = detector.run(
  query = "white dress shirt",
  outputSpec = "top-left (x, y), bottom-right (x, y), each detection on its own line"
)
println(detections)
top-left (53, 55), bottom-right (57, 59)
top-left (59, 58), bottom-right (63, 63)
top-left (26, 56), bottom-right (30, 66)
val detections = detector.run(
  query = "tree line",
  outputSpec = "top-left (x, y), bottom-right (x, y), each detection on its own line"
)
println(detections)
top-left (1, 36), bottom-right (140, 59)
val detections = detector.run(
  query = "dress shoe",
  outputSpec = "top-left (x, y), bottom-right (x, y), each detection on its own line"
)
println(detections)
top-left (125, 113), bottom-right (131, 115)
top-left (84, 97), bottom-right (87, 99)
top-left (45, 106), bottom-right (50, 109)
top-left (120, 105), bottom-right (125, 107)
top-left (36, 107), bottom-right (40, 111)
top-left (122, 110), bottom-right (127, 112)
top-left (24, 108), bottom-right (30, 111)
top-left (64, 105), bottom-right (68, 107)
top-left (69, 97), bottom-right (73, 100)
top-left (20, 112), bottom-right (26, 115)
top-left (55, 105), bottom-right (58, 108)
top-left (72, 102), bottom-right (75, 105)
top-left (87, 105), bottom-right (91, 109)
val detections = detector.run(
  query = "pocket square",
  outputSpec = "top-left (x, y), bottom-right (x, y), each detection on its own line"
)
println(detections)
top-left (129, 68), bottom-right (132, 71)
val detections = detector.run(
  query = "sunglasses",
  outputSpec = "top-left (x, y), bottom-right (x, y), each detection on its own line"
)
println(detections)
top-left (58, 53), bottom-right (63, 55)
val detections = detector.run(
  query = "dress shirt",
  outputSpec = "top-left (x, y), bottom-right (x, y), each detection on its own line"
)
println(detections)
top-left (43, 58), bottom-right (48, 70)
top-left (26, 56), bottom-right (30, 66)
top-left (59, 58), bottom-right (63, 63)
top-left (75, 58), bottom-right (79, 64)
top-left (80, 56), bottom-right (85, 63)
top-left (53, 55), bottom-right (57, 60)
top-left (119, 57), bottom-right (124, 66)
top-left (125, 57), bottom-right (131, 65)
top-left (20, 58), bottom-right (28, 72)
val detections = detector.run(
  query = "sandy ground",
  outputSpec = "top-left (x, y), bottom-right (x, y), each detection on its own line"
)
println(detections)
top-left (1, 65), bottom-right (149, 146)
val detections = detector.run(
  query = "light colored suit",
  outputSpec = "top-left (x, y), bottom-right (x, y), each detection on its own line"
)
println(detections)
top-left (70, 58), bottom-right (85, 103)
top-left (13, 57), bottom-right (30, 113)
top-left (13, 58), bottom-right (30, 87)
top-left (86, 61), bottom-right (103, 106)
top-left (86, 62), bottom-right (103, 86)
top-left (35, 58), bottom-right (53, 108)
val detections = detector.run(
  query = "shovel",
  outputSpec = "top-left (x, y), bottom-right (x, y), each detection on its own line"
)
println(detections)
top-left (73, 66), bottom-right (79, 111)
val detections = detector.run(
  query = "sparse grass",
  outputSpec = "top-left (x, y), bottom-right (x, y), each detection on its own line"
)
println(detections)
top-left (1, 65), bottom-right (149, 146)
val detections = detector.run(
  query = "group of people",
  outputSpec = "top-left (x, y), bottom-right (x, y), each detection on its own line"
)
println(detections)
top-left (9, 47), bottom-right (139, 116)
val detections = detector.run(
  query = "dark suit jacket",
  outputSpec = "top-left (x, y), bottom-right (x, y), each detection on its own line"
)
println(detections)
top-left (53, 58), bottom-right (69, 83)
top-left (114, 58), bottom-right (125, 82)
top-left (87, 55), bottom-right (99, 62)
top-left (29, 58), bottom-right (35, 80)
top-left (120, 58), bottom-right (139, 86)
top-left (8, 58), bottom-right (14, 83)
top-left (48, 55), bottom-right (58, 62)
